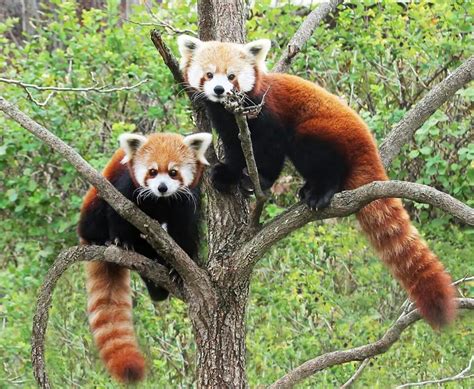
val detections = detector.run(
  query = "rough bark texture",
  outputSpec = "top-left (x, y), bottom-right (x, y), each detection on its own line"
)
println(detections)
top-left (192, 2), bottom-right (253, 386)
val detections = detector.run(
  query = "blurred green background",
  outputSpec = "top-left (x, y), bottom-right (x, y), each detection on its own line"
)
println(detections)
top-left (0, 1), bottom-right (472, 387)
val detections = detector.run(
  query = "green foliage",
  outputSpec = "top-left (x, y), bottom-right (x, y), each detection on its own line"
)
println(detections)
top-left (0, 0), bottom-right (472, 387)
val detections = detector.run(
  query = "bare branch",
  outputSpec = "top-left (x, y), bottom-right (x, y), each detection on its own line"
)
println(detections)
top-left (379, 55), bottom-right (474, 168)
top-left (149, 29), bottom-right (213, 134)
top-left (31, 245), bottom-right (183, 389)
top-left (0, 96), bottom-right (213, 297)
top-left (222, 91), bottom-right (270, 226)
top-left (234, 112), bottom-right (266, 225)
top-left (396, 356), bottom-right (474, 388)
top-left (234, 180), bottom-right (474, 277)
top-left (272, 0), bottom-right (343, 73)
top-left (339, 358), bottom-right (370, 389)
top-left (268, 298), bottom-right (474, 389)
top-left (150, 30), bottom-right (184, 86)
top-left (0, 77), bottom-right (148, 93)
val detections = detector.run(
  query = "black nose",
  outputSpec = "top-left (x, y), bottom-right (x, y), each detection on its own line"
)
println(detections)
top-left (158, 184), bottom-right (168, 193)
top-left (214, 85), bottom-right (225, 95)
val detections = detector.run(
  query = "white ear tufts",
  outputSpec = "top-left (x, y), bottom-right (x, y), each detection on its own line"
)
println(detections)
top-left (177, 35), bottom-right (202, 68)
top-left (183, 132), bottom-right (213, 165)
top-left (244, 39), bottom-right (271, 67)
top-left (119, 133), bottom-right (147, 162)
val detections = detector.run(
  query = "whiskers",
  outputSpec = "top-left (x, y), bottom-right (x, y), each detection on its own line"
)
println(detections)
top-left (133, 186), bottom-right (156, 205)
top-left (173, 186), bottom-right (198, 212)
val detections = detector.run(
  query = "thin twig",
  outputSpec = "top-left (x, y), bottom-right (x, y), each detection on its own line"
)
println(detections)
top-left (0, 77), bottom-right (148, 93)
top-left (339, 358), bottom-right (371, 389)
top-left (268, 298), bottom-right (474, 389)
top-left (396, 356), bottom-right (474, 388)
top-left (222, 90), bottom-right (269, 226)
top-left (272, 0), bottom-right (343, 73)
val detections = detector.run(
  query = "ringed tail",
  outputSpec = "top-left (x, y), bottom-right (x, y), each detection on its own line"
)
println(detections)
top-left (347, 159), bottom-right (457, 328)
top-left (86, 261), bottom-right (146, 383)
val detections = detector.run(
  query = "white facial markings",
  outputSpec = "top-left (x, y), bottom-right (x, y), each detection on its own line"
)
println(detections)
top-left (180, 164), bottom-right (196, 186)
top-left (203, 74), bottom-right (234, 102)
top-left (147, 173), bottom-right (181, 197)
top-left (133, 161), bottom-right (148, 187)
top-left (188, 63), bottom-right (203, 89)
top-left (238, 64), bottom-right (257, 92)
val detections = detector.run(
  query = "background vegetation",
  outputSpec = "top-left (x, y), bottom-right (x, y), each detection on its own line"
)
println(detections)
top-left (0, 0), bottom-right (472, 387)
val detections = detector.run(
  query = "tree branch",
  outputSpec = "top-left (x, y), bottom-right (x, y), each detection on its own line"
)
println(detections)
top-left (234, 112), bottom-right (266, 226)
top-left (339, 358), bottom-right (370, 389)
top-left (272, 0), bottom-right (343, 73)
top-left (379, 55), bottom-right (474, 168)
top-left (150, 29), bottom-right (213, 135)
top-left (0, 77), bottom-right (148, 93)
top-left (234, 180), bottom-right (474, 277)
top-left (0, 96), bottom-right (213, 298)
top-left (268, 298), bottom-right (474, 389)
top-left (31, 245), bottom-right (183, 389)
top-left (396, 356), bottom-right (474, 388)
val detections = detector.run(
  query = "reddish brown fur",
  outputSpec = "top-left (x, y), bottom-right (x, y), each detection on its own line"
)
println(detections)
top-left (80, 133), bottom-right (208, 383)
top-left (86, 261), bottom-right (146, 383)
top-left (255, 73), bottom-right (457, 328)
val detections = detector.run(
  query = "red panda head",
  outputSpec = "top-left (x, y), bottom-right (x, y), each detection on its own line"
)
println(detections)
top-left (119, 132), bottom-right (212, 198)
top-left (177, 35), bottom-right (271, 102)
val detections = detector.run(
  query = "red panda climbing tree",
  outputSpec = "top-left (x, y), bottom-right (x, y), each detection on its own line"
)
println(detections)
top-left (0, 1), bottom-right (473, 388)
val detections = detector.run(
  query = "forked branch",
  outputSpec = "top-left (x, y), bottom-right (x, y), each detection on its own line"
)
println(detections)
top-left (269, 298), bottom-right (474, 389)
top-left (0, 96), bottom-right (212, 296)
top-left (235, 180), bottom-right (474, 277)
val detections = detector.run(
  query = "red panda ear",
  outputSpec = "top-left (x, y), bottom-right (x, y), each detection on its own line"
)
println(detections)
top-left (177, 35), bottom-right (202, 67)
top-left (119, 133), bottom-right (147, 164)
top-left (244, 39), bottom-right (271, 68)
top-left (183, 132), bottom-right (213, 165)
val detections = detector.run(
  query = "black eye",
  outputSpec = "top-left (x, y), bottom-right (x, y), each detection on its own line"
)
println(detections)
top-left (149, 168), bottom-right (158, 177)
top-left (169, 169), bottom-right (178, 178)
top-left (206, 72), bottom-right (213, 79)
top-left (228, 74), bottom-right (235, 81)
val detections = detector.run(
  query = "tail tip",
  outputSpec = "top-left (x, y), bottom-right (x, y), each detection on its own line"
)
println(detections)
top-left (108, 353), bottom-right (146, 383)
top-left (413, 276), bottom-right (457, 330)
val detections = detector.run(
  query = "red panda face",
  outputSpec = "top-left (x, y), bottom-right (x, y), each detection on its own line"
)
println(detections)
top-left (119, 132), bottom-right (212, 198)
top-left (177, 35), bottom-right (271, 102)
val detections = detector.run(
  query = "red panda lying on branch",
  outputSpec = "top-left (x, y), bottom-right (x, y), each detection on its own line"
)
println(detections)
top-left (177, 35), bottom-right (457, 330)
top-left (78, 132), bottom-right (212, 383)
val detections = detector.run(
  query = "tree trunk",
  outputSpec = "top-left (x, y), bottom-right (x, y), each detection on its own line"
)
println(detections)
top-left (192, 2), bottom-right (251, 387)
top-left (191, 282), bottom-right (250, 388)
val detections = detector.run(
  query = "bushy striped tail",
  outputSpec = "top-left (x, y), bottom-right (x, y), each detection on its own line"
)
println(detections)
top-left (86, 262), bottom-right (146, 383)
top-left (356, 197), bottom-right (457, 328)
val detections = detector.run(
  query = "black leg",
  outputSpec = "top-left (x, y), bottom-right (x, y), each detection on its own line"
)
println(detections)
top-left (289, 136), bottom-right (347, 210)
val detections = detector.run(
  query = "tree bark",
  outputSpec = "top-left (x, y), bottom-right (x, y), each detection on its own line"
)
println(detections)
top-left (191, 283), bottom-right (249, 388)
top-left (192, 2), bottom-right (252, 387)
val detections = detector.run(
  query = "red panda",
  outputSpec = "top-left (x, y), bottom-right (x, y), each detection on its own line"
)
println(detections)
top-left (177, 35), bottom-right (457, 329)
top-left (78, 132), bottom-right (212, 383)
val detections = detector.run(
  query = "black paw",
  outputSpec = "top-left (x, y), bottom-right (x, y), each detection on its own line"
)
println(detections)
top-left (299, 183), bottom-right (337, 210)
top-left (211, 163), bottom-right (241, 193)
